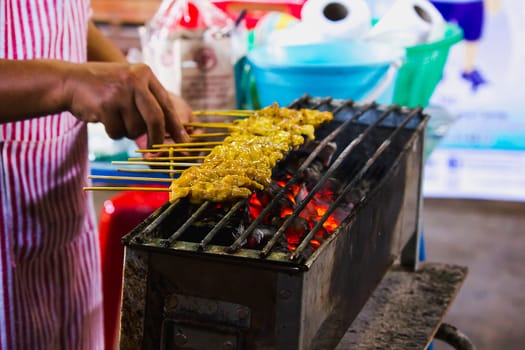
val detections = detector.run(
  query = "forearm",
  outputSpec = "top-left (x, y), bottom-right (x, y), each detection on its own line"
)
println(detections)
top-left (0, 21), bottom-right (127, 125)
top-left (0, 59), bottom-right (72, 123)
top-left (87, 20), bottom-right (128, 63)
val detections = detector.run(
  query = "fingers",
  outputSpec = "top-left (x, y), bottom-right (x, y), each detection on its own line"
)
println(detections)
top-left (170, 94), bottom-right (194, 124)
top-left (102, 106), bottom-right (128, 140)
top-left (148, 76), bottom-right (190, 144)
top-left (133, 82), bottom-right (166, 147)
top-left (119, 103), bottom-right (147, 140)
top-left (70, 62), bottom-right (192, 147)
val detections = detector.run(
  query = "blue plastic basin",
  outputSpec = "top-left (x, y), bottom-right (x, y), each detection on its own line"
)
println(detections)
top-left (243, 41), bottom-right (405, 108)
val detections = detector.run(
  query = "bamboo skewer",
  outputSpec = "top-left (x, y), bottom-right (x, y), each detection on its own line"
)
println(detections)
top-left (190, 132), bottom-right (230, 138)
top-left (83, 186), bottom-right (169, 192)
top-left (183, 122), bottom-right (239, 129)
top-left (89, 175), bottom-right (173, 183)
top-left (135, 148), bottom-right (214, 153)
top-left (84, 109), bottom-right (259, 193)
top-left (193, 110), bottom-right (253, 117)
top-left (127, 156), bottom-right (206, 161)
top-left (112, 161), bottom-right (201, 167)
top-left (116, 168), bottom-right (184, 174)
top-left (151, 141), bottom-right (224, 148)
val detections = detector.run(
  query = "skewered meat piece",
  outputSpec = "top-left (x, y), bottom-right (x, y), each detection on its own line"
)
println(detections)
top-left (169, 104), bottom-right (333, 203)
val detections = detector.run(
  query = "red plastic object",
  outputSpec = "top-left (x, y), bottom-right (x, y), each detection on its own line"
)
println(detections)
top-left (98, 190), bottom-right (168, 350)
top-left (177, 1), bottom-right (202, 29)
top-left (212, 0), bottom-right (306, 28)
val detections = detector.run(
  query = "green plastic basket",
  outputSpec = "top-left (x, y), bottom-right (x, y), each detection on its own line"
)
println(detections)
top-left (392, 24), bottom-right (463, 108)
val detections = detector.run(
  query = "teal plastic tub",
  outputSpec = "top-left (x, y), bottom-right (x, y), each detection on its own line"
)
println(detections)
top-left (393, 24), bottom-right (463, 108)
top-left (238, 41), bottom-right (405, 109)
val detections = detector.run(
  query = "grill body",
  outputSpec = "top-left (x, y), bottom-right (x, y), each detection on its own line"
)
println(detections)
top-left (119, 98), bottom-right (427, 349)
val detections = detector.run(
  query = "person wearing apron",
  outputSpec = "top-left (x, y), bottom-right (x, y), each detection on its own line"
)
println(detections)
top-left (0, 1), bottom-right (193, 348)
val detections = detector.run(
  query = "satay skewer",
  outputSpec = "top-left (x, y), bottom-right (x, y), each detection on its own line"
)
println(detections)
top-left (189, 132), bottom-right (230, 138)
top-left (83, 186), bottom-right (169, 192)
top-left (193, 110), bottom-right (253, 117)
top-left (135, 148), bottom-right (214, 153)
top-left (88, 175), bottom-right (173, 183)
top-left (127, 156), bottom-right (206, 161)
top-left (112, 161), bottom-right (201, 167)
top-left (183, 122), bottom-right (239, 129)
top-left (151, 141), bottom-right (224, 148)
top-left (116, 168), bottom-right (185, 174)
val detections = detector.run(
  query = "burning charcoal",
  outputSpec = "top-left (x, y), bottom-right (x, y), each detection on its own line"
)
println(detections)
top-left (343, 180), bottom-right (372, 204)
top-left (267, 181), bottom-right (289, 198)
top-left (284, 216), bottom-right (310, 251)
top-left (294, 183), bottom-right (309, 203)
top-left (245, 226), bottom-right (276, 248)
top-left (302, 161), bottom-right (324, 186)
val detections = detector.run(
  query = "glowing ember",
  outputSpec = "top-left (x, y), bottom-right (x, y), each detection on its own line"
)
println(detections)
top-left (247, 176), bottom-right (353, 253)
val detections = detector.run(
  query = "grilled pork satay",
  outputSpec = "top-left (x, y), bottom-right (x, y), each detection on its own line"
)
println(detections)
top-left (169, 105), bottom-right (333, 204)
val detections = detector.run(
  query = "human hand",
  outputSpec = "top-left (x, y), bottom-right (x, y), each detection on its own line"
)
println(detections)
top-left (134, 93), bottom-right (198, 154)
top-left (65, 62), bottom-right (190, 147)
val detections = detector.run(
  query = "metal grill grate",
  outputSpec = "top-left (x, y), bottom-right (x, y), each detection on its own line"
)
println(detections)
top-left (122, 96), bottom-right (428, 264)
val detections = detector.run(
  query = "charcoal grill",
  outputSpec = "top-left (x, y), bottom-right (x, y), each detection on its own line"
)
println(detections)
top-left (119, 96), bottom-right (429, 350)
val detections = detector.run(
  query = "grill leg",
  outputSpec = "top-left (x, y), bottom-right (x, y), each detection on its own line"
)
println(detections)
top-left (434, 323), bottom-right (476, 350)
top-left (401, 230), bottom-right (420, 270)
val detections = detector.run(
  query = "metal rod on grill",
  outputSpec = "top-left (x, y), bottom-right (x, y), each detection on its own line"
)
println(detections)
top-left (198, 200), bottom-right (246, 251)
top-left (289, 95), bottom-right (333, 110)
top-left (162, 201), bottom-right (211, 247)
top-left (131, 199), bottom-right (180, 243)
top-left (259, 104), bottom-right (400, 258)
top-left (290, 107), bottom-right (422, 261)
top-left (225, 100), bottom-right (367, 254)
top-left (287, 94), bottom-right (314, 109)
top-left (308, 97), bottom-right (333, 109)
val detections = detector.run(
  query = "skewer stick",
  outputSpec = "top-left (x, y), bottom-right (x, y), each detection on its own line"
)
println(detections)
top-left (127, 156), bottom-right (206, 161)
top-left (83, 186), bottom-right (169, 192)
top-left (112, 161), bottom-right (201, 167)
top-left (89, 175), bottom-right (173, 183)
top-left (116, 168), bottom-right (184, 174)
top-left (151, 141), bottom-right (223, 148)
top-left (183, 122), bottom-right (239, 129)
top-left (190, 133), bottom-right (230, 138)
top-left (135, 148), bottom-right (214, 153)
top-left (193, 110), bottom-right (253, 117)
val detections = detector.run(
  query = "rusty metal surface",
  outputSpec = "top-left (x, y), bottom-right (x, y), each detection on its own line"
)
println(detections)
top-left (119, 249), bottom-right (150, 350)
top-left (332, 262), bottom-right (468, 350)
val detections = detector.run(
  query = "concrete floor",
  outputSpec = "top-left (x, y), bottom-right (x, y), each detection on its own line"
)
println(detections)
top-left (423, 198), bottom-right (525, 350)
top-left (91, 193), bottom-right (525, 349)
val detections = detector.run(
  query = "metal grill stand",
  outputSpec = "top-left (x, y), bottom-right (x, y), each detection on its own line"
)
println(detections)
top-left (334, 262), bottom-right (471, 350)
top-left (117, 97), bottom-right (470, 349)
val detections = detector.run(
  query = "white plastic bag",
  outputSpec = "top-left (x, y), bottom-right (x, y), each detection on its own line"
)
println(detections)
top-left (140, 0), bottom-right (243, 110)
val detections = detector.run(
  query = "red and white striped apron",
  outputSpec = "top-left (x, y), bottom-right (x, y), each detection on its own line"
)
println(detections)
top-left (0, 1), bottom-right (104, 349)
